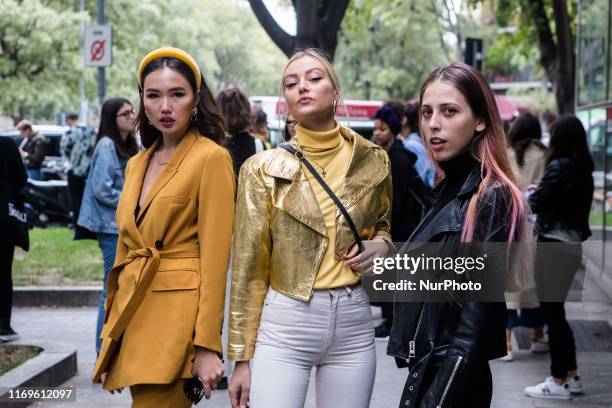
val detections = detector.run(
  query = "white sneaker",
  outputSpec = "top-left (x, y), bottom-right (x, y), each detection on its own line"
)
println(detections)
top-left (525, 377), bottom-right (571, 399)
top-left (498, 351), bottom-right (513, 361)
top-left (567, 376), bottom-right (584, 395)
top-left (530, 340), bottom-right (550, 353)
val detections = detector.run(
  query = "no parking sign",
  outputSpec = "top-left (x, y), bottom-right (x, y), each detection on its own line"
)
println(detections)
top-left (83, 25), bottom-right (112, 67)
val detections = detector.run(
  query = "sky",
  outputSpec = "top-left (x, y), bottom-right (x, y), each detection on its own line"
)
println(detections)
top-left (263, 0), bottom-right (297, 35)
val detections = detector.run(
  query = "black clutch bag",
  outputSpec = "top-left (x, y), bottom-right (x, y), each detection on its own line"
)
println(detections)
top-left (183, 376), bottom-right (204, 404)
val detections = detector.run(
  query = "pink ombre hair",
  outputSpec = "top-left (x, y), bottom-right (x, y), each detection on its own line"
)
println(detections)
top-left (419, 63), bottom-right (530, 245)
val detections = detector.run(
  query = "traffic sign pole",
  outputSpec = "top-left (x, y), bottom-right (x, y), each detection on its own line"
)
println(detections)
top-left (98, 0), bottom-right (105, 108)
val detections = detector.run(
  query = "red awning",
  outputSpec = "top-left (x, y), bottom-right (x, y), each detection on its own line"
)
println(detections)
top-left (495, 95), bottom-right (519, 121)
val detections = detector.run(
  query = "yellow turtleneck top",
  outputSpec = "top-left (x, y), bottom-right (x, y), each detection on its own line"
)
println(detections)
top-left (295, 123), bottom-right (361, 289)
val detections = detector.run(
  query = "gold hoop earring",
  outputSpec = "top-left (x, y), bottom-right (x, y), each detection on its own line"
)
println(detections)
top-left (332, 99), bottom-right (337, 114)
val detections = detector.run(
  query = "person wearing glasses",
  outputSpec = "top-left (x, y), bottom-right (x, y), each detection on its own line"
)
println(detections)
top-left (77, 98), bottom-right (139, 355)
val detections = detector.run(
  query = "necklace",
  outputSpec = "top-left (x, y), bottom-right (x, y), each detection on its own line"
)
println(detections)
top-left (155, 150), bottom-right (169, 166)
top-left (298, 138), bottom-right (343, 178)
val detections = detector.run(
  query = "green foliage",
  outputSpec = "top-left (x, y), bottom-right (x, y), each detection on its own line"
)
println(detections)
top-left (0, 0), bottom-right (287, 123)
top-left (0, 0), bottom-right (84, 121)
top-left (335, 0), bottom-right (446, 100)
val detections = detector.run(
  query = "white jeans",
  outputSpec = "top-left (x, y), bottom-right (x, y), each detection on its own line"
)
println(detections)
top-left (250, 285), bottom-right (376, 408)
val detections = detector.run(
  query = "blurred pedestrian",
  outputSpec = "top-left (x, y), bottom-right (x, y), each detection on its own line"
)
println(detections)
top-left (524, 116), bottom-right (594, 399)
top-left (60, 113), bottom-right (97, 238)
top-left (217, 87), bottom-right (265, 179)
top-left (252, 109), bottom-right (271, 148)
top-left (215, 86), bottom-right (264, 389)
top-left (283, 114), bottom-right (297, 141)
top-left (501, 113), bottom-right (549, 362)
top-left (372, 105), bottom-right (430, 339)
top-left (400, 103), bottom-right (436, 188)
top-left (229, 48), bottom-right (392, 408)
top-left (77, 98), bottom-right (138, 355)
top-left (16, 120), bottom-right (46, 180)
top-left (0, 137), bottom-right (29, 342)
top-left (93, 47), bottom-right (234, 407)
top-left (388, 63), bottom-right (532, 408)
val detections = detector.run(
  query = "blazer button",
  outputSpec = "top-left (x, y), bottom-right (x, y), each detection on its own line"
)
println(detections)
top-left (155, 240), bottom-right (163, 249)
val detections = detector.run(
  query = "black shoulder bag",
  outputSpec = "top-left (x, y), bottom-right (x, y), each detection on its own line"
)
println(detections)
top-left (279, 143), bottom-right (365, 253)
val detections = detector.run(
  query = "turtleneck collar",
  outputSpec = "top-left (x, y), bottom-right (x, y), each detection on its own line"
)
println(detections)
top-left (296, 122), bottom-right (341, 152)
top-left (439, 150), bottom-right (480, 181)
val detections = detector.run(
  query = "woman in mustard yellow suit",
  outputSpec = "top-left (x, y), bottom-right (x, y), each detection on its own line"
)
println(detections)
top-left (92, 47), bottom-right (235, 407)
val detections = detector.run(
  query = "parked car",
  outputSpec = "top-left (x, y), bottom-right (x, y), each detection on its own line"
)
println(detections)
top-left (0, 125), bottom-right (69, 179)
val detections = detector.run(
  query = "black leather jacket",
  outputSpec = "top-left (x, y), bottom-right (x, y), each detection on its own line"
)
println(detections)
top-left (387, 165), bottom-right (508, 408)
top-left (529, 158), bottom-right (594, 241)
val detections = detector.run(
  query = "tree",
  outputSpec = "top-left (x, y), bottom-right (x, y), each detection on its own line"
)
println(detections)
top-left (0, 0), bottom-right (287, 124)
top-left (247, 0), bottom-right (350, 59)
top-left (477, 0), bottom-right (577, 114)
top-left (334, 0), bottom-right (447, 100)
top-left (0, 0), bottom-right (83, 123)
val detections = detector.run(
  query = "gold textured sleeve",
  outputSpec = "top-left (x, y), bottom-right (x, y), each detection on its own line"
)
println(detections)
top-left (374, 154), bottom-right (392, 242)
top-left (228, 159), bottom-right (271, 361)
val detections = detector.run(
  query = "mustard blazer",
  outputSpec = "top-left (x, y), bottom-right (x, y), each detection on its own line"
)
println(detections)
top-left (228, 127), bottom-right (392, 361)
top-left (92, 131), bottom-right (235, 389)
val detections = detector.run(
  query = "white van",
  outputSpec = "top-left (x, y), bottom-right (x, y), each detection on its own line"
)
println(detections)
top-left (249, 96), bottom-right (383, 146)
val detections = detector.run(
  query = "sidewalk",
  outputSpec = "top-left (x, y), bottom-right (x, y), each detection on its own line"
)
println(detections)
top-left (6, 271), bottom-right (612, 407)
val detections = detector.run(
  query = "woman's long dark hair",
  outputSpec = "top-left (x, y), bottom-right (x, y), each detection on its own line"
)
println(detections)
top-left (547, 115), bottom-right (595, 173)
top-left (96, 98), bottom-right (139, 160)
top-left (137, 57), bottom-right (227, 148)
top-left (507, 113), bottom-right (545, 167)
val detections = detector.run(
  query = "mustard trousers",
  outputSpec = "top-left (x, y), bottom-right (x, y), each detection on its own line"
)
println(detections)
top-left (129, 381), bottom-right (192, 408)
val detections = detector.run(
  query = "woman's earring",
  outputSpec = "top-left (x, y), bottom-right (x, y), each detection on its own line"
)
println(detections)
top-left (332, 99), bottom-right (337, 115)
top-left (191, 107), bottom-right (198, 123)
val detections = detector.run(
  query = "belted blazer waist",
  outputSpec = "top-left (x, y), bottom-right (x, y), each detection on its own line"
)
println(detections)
top-left (103, 242), bottom-right (200, 341)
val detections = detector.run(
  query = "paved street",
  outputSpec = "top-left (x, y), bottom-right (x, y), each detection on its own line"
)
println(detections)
top-left (6, 265), bottom-right (612, 407)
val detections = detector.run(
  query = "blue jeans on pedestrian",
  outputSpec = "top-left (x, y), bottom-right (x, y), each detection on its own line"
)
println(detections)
top-left (96, 233), bottom-right (118, 354)
top-left (27, 168), bottom-right (42, 180)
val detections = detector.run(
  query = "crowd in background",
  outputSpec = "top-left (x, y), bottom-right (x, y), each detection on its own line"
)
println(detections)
top-left (0, 53), bottom-right (596, 404)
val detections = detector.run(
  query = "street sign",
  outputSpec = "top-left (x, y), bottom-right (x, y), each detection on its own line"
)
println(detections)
top-left (83, 25), bottom-right (112, 67)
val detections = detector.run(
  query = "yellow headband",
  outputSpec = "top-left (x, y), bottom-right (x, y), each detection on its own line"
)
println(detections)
top-left (137, 47), bottom-right (202, 89)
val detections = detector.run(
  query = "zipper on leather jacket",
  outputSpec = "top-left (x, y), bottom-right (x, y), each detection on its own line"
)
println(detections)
top-left (407, 304), bottom-right (425, 361)
top-left (436, 355), bottom-right (463, 408)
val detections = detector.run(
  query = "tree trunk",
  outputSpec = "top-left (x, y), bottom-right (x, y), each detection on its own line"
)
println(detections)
top-left (248, 0), bottom-right (350, 60)
top-left (552, 0), bottom-right (575, 114)
top-left (527, 0), bottom-right (575, 115)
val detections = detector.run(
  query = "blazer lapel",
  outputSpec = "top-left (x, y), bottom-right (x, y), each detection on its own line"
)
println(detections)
top-left (263, 146), bottom-right (327, 237)
top-left (136, 132), bottom-right (197, 224)
top-left (120, 150), bottom-right (152, 247)
top-left (338, 128), bottom-right (388, 210)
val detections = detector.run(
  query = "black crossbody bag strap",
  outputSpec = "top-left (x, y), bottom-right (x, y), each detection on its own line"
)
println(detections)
top-left (279, 143), bottom-right (365, 253)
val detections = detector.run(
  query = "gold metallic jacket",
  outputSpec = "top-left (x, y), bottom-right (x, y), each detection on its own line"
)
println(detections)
top-left (228, 127), bottom-right (392, 361)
